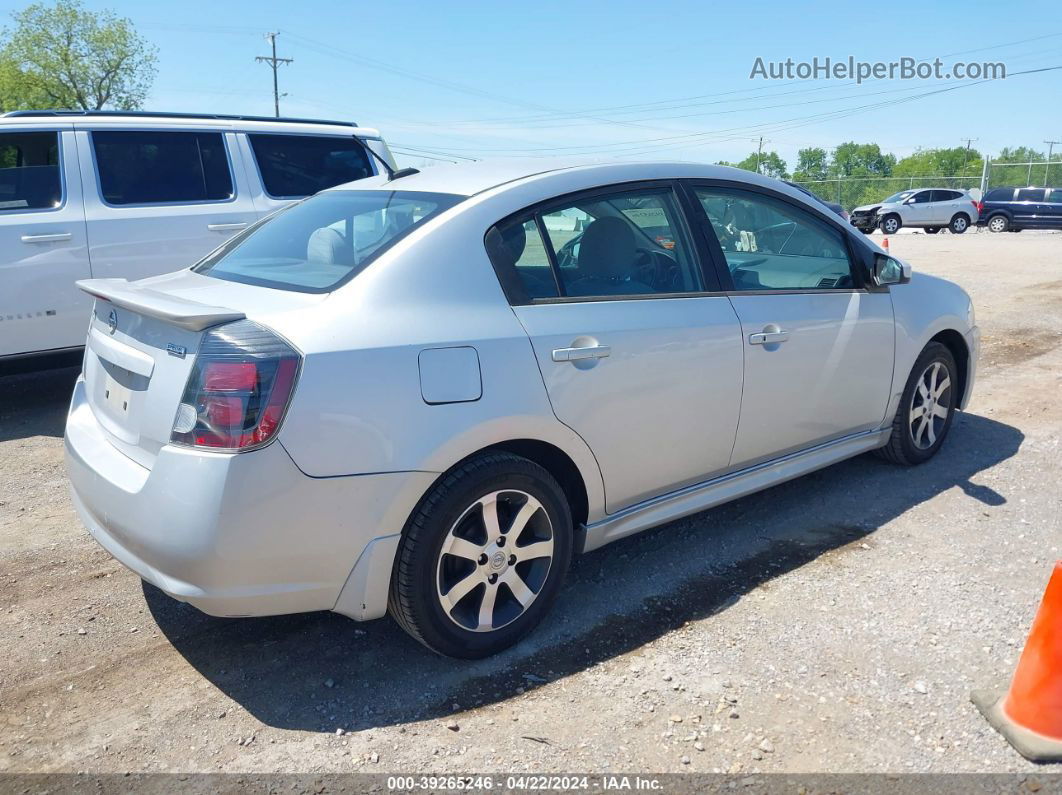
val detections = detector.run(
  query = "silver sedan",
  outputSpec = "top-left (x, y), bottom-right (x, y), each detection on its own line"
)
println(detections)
top-left (65, 161), bottom-right (979, 657)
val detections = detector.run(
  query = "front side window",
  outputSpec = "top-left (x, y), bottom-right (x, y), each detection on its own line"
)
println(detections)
top-left (882, 190), bottom-right (915, 203)
top-left (93, 131), bottom-right (233, 205)
top-left (1017, 188), bottom-right (1045, 202)
top-left (249, 134), bottom-right (373, 198)
top-left (1048, 189), bottom-right (1062, 203)
top-left (694, 187), bottom-right (854, 291)
top-left (909, 191), bottom-right (934, 204)
top-left (0, 131), bottom-right (61, 211)
top-left (195, 189), bottom-right (462, 292)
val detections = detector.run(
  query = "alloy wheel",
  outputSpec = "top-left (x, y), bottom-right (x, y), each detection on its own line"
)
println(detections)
top-left (436, 490), bottom-right (554, 632)
top-left (909, 361), bottom-right (952, 450)
top-left (989, 216), bottom-right (1007, 233)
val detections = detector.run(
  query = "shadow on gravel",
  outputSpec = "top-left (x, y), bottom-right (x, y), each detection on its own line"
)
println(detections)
top-left (0, 364), bottom-right (80, 442)
top-left (146, 410), bottom-right (1022, 734)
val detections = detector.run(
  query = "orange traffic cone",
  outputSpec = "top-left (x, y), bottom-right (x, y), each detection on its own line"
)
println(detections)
top-left (972, 561), bottom-right (1062, 761)
top-left (882, 236), bottom-right (890, 253)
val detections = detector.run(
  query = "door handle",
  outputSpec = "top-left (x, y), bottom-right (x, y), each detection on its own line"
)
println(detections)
top-left (207, 223), bottom-right (248, 232)
top-left (748, 329), bottom-right (790, 345)
top-left (552, 344), bottom-right (611, 362)
top-left (21, 232), bottom-right (72, 243)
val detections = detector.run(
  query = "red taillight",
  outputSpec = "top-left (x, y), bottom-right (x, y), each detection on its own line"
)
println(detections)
top-left (171, 320), bottom-right (300, 452)
top-left (976, 200), bottom-right (984, 212)
top-left (204, 361), bottom-right (258, 392)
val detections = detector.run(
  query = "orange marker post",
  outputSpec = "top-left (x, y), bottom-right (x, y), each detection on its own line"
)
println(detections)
top-left (973, 561), bottom-right (1062, 761)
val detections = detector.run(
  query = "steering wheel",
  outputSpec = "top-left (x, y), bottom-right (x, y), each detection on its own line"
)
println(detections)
top-left (753, 221), bottom-right (797, 253)
top-left (633, 248), bottom-right (680, 291)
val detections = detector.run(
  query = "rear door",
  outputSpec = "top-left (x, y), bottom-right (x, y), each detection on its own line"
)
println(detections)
top-left (932, 190), bottom-right (965, 224)
top-left (0, 124), bottom-right (91, 357)
top-left (75, 127), bottom-right (259, 284)
top-left (688, 183), bottom-right (894, 468)
top-left (489, 182), bottom-right (745, 514)
top-left (1014, 188), bottom-right (1046, 226)
top-left (237, 132), bottom-right (375, 217)
top-left (1046, 188), bottom-right (1062, 228)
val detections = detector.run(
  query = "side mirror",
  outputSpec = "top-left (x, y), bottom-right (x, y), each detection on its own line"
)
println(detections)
top-left (872, 253), bottom-right (912, 286)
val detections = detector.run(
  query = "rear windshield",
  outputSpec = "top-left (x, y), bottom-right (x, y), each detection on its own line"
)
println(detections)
top-left (195, 190), bottom-right (463, 292)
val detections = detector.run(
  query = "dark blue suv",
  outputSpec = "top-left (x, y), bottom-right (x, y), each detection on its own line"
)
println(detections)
top-left (977, 186), bottom-right (1062, 232)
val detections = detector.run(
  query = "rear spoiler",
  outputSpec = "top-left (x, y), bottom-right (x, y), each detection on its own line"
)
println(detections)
top-left (76, 278), bottom-right (245, 332)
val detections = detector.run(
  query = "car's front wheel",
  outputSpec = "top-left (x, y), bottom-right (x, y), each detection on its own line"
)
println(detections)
top-left (880, 214), bottom-right (901, 234)
top-left (388, 452), bottom-right (573, 658)
top-left (949, 214), bottom-right (970, 234)
top-left (876, 342), bottom-right (959, 466)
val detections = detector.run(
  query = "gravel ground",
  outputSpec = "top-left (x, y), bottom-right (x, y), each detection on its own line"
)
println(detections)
top-left (1, 230), bottom-right (1060, 775)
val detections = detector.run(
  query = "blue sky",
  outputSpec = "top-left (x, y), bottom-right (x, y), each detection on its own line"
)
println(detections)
top-left (3, 0), bottom-right (1061, 168)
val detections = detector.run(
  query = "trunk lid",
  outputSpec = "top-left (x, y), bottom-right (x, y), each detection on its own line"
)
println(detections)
top-left (78, 271), bottom-right (324, 469)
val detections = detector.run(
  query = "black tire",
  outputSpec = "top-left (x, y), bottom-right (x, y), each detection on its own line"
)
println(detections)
top-left (924, 227), bottom-right (940, 234)
top-left (876, 342), bottom-right (959, 466)
top-left (987, 214), bottom-right (1009, 233)
top-left (388, 452), bottom-right (573, 658)
top-left (949, 214), bottom-right (971, 234)
top-left (879, 214), bottom-right (901, 234)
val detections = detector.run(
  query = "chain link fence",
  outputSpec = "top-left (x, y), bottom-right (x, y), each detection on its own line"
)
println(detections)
top-left (790, 160), bottom-right (1062, 211)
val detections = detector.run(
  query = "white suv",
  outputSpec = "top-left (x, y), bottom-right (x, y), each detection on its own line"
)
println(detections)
top-left (0, 111), bottom-right (394, 361)
top-left (850, 188), bottom-right (979, 235)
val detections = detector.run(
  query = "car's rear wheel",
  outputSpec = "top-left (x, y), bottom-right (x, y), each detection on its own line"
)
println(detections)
top-left (388, 452), bottom-right (573, 658)
top-left (880, 214), bottom-right (901, 234)
top-left (988, 215), bottom-right (1009, 233)
top-left (876, 342), bottom-right (958, 466)
top-left (949, 214), bottom-right (970, 234)
top-left (924, 227), bottom-right (940, 234)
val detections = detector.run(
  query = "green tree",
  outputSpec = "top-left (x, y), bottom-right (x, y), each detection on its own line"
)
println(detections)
top-left (0, 0), bottom-right (157, 112)
top-left (829, 142), bottom-right (896, 178)
top-left (718, 150), bottom-right (789, 179)
top-left (791, 147), bottom-right (828, 182)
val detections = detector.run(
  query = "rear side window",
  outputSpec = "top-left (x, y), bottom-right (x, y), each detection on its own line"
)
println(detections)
top-left (485, 216), bottom-right (560, 300)
top-left (984, 188), bottom-right (1015, 201)
top-left (934, 190), bottom-right (963, 201)
top-left (487, 187), bottom-right (702, 302)
top-left (92, 131), bottom-right (233, 205)
top-left (0, 131), bottom-right (61, 211)
top-left (195, 189), bottom-right (462, 292)
top-left (249, 134), bottom-right (373, 198)
top-left (1017, 188), bottom-right (1045, 202)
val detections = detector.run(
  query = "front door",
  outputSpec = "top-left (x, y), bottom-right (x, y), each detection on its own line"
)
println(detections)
top-left (489, 183), bottom-right (745, 513)
top-left (0, 125), bottom-right (91, 357)
top-left (689, 184), bottom-right (895, 468)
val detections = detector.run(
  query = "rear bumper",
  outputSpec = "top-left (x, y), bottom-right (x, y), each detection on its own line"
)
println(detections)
top-left (65, 375), bottom-right (434, 619)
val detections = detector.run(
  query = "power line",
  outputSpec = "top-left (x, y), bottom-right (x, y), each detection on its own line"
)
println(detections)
top-left (392, 65), bottom-right (1062, 158)
top-left (255, 32), bottom-right (293, 118)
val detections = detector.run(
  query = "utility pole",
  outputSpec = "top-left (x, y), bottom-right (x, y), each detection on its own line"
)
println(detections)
top-left (256, 32), bottom-right (293, 118)
top-left (1044, 140), bottom-right (1061, 186)
top-left (960, 137), bottom-right (978, 184)
top-left (754, 136), bottom-right (766, 174)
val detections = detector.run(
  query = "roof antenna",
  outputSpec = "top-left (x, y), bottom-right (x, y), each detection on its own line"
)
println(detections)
top-left (355, 137), bottom-right (419, 182)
